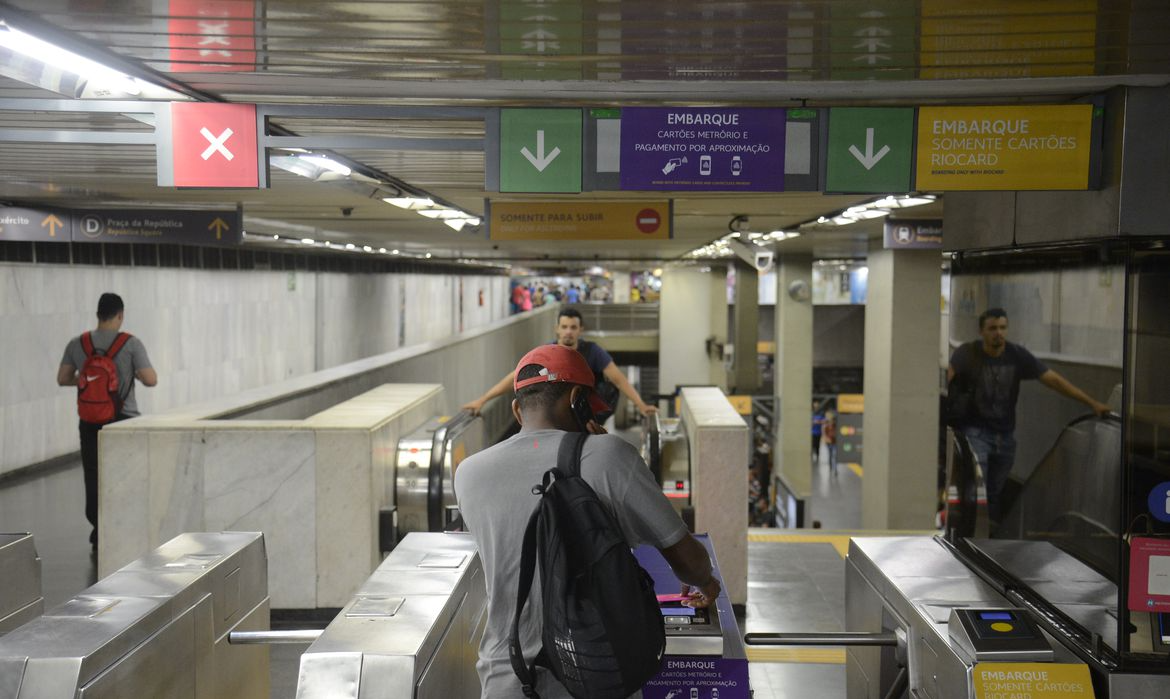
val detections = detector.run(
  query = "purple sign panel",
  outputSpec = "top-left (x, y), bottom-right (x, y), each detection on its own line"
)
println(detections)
top-left (643, 656), bottom-right (751, 699)
top-left (620, 107), bottom-right (786, 191)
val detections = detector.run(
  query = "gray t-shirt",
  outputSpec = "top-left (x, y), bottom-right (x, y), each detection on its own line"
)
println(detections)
top-left (454, 430), bottom-right (689, 699)
top-left (61, 330), bottom-right (153, 417)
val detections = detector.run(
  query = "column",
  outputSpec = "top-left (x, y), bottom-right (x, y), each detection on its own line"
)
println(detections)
top-left (730, 260), bottom-right (760, 394)
top-left (774, 256), bottom-right (814, 510)
top-left (862, 244), bottom-right (940, 530)
top-left (659, 266), bottom-right (718, 393)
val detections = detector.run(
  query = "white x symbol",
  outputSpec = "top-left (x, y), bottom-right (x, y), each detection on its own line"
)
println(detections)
top-left (200, 127), bottom-right (235, 161)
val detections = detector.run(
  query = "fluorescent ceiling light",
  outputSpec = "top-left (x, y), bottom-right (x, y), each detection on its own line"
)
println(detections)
top-left (0, 24), bottom-right (141, 95)
top-left (383, 196), bottom-right (435, 210)
top-left (418, 207), bottom-right (470, 219)
top-left (444, 218), bottom-right (468, 231)
top-left (299, 155), bottom-right (351, 177)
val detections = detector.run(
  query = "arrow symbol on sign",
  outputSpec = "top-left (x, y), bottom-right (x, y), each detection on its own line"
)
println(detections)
top-left (521, 130), bottom-right (561, 172)
top-left (41, 214), bottom-right (64, 237)
top-left (208, 217), bottom-right (230, 240)
top-left (848, 128), bottom-right (891, 170)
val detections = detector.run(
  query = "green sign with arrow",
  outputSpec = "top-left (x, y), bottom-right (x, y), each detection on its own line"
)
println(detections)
top-left (826, 107), bottom-right (915, 193)
top-left (500, 108), bottom-right (582, 193)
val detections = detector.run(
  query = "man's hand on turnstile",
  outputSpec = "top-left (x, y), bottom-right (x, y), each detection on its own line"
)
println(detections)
top-left (681, 577), bottom-right (721, 608)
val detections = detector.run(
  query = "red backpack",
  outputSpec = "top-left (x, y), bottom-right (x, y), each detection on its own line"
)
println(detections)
top-left (77, 331), bottom-right (131, 424)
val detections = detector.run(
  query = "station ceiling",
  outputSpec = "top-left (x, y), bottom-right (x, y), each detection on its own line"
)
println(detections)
top-left (1, 1), bottom-right (1168, 269)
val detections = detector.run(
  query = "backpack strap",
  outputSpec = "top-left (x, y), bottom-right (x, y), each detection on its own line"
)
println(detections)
top-left (509, 503), bottom-right (543, 699)
top-left (81, 331), bottom-right (95, 358)
top-left (106, 332), bottom-right (132, 360)
top-left (555, 431), bottom-right (587, 479)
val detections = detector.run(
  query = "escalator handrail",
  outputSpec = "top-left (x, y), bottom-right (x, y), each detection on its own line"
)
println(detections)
top-left (428, 410), bottom-right (479, 532)
top-left (643, 411), bottom-right (662, 483)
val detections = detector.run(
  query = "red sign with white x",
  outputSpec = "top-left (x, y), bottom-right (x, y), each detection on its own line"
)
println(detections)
top-left (170, 103), bottom-right (259, 188)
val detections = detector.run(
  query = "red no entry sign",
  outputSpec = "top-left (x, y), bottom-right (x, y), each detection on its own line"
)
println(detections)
top-left (636, 208), bottom-right (661, 233)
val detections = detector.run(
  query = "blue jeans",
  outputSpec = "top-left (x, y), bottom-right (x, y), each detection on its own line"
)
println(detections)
top-left (962, 426), bottom-right (1016, 522)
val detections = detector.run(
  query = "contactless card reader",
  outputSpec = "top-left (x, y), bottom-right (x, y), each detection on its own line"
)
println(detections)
top-left (947, 608), bottom-right (1054, 662)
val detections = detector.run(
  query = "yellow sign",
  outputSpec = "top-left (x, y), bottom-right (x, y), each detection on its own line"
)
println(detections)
top-left (920, 1), bottom-right (1096, 79)
top-left (727, 395), bottom-right (753, 416)
top-left (973, 663), bottom-right (1095, 699)
top-left (916, 104), bottom-right (1093, 190)
top-left (487, 200), bottom-right (672, 240)
top-left (837, 394), bottom-right (864, 414)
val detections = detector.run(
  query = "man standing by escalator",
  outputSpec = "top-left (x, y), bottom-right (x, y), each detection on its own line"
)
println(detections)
top-left (947, 307), bottom-right (1110, 522)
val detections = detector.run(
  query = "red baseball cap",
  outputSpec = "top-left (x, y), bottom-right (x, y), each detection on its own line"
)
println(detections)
top-left (514, 344), bottom-right (610, 414)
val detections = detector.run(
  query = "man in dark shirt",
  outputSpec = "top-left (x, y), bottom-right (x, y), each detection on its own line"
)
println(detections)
top-left (462, 307), bottom-right (657, 423)
top-left (947, 308), bottom-right (1110, 520)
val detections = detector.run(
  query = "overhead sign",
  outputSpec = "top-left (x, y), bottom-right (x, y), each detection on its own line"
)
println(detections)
top-left (73, 208), bottom-right (243, 246)
top-left (0, 207), bottom-right (69, 242)
top-left (168, 0), bottom-right (257, 73)
top-left (827, 108), bottom-right (915, 193)
top-left (915, 104), bottom-right (1093, 190)
top-left (500, 109), bottom-right (582, 193)
top-left (620, 107), bottom-right (786, 191)
top-left (498, 0), bottom-right (582, 80)
top-left (170, 103), bottom-right (259, 188)
top-left (972, 663), bottom-right (1095, 699)
top-left (829, 1), bottom-right (917, 80)
top-left (883, 219), bottom-right (942, 249)
top-left (486, 200), bottom-right (671, 240)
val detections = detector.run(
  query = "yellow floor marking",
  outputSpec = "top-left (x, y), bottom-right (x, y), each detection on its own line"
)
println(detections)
top-left (847, 462), bottom-right (863, 477)
top-left (746, 533), bottom-right (853, 557)
top-left (746, 647), bottom-right (847, 664)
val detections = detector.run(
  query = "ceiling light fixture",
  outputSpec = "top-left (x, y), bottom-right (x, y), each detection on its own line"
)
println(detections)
top-left (299, 154), bottom-right (351, 177)
top-left (0, 23), bottom-right (141, 95)
top-left (382, 196), bottom-right (435, 210)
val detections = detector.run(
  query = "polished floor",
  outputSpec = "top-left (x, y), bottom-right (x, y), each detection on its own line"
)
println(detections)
top-left (0, 442), bottom-right (890, 698)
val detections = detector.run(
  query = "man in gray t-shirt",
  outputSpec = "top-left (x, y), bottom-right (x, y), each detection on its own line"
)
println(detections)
top-left (57, 293), bottom-right (157, 551)
top-left (455, 344), bottom-right (720, 699)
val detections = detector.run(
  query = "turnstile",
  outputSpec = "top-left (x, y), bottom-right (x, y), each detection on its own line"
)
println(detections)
top-left (392, 412), bottom-right (484, 544)
top-left (0, 532), bottom-right (270, 698)
top-left (295, 532), bottom-right (486, 699)
top-left (642, 413), bottom-right (693, 526)
top-left (0, 534), bottom-right (42, 635)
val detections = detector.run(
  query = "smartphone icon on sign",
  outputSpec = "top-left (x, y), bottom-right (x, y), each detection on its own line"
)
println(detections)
top-left (731, 156), bottom-right (742, 176)
top-left (690, 689), bottom-right (699, 699)
top-left (699, 155), bottom-right (712, 176)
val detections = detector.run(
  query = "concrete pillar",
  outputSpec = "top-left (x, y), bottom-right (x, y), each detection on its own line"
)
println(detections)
top-left (660, 266), bottom-right (719, 394)
top-left (730, 260), bottom-right (760, 394)
top-left (774, 256), bottom-right (814, 507)
top-left (612, 271), bottom-right (631, 303)
top-left (862, 245), bottom-right (941, 530)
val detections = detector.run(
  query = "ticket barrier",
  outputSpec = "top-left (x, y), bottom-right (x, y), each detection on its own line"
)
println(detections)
top-left (388, 412), bottom-right (484, 550)
top-left (636, 535), bottom-right (750, 699)
top-left (295, 532), bottom-right (485, 699)
top-left (0, 534), bottom-right (42, 637)
top-left (0, 532), bottom-right (270, 698)
top-left (643, 412), bottom-right (693, 527)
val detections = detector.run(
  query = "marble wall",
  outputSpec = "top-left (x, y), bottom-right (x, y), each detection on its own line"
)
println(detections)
top-left (0, 264), bottom-right (509, 476)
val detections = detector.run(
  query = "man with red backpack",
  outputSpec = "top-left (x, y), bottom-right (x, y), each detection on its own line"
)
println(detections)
top-left (57, 293), bottom-right (157, 553)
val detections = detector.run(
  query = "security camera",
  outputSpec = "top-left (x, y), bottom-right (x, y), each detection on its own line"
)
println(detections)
top-left (728, 215), bottom-right (751, 233)
top-left (727, 238), bottom-right (774, 273)
top-left (341, 207), bottom-right (353, 217)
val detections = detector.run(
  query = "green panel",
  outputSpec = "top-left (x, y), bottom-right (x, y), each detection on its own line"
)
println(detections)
top-left (826, 108), bottom-right (915, 193)
top-left (500, 109), bottom-right (582, 193)
top-left (829, 1), bottom-right (917, 80)
top-left (500, 0), bottom-right (582, 79)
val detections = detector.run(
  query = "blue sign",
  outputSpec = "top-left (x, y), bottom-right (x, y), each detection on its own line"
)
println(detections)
top-left (1150, 481), bottom-right (1170, 523)
top-left (620, 107), bottom-right (786, 191)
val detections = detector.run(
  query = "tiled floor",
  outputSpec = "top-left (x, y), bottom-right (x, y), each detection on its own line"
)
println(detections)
top-left (1, 442), bottom-right (879, 698)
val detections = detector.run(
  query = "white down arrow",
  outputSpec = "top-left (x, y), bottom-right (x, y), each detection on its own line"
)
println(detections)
top-left (521, 130), bottom-right (561, 172)
top-left (848, 128), bottom-right (891, 170)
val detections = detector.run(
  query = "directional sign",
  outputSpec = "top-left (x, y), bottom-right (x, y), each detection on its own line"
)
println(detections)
top-left (498, 0), bottom-right (582, 79)
top-left (487, 200), bottom-right (671, 240)
top-left (500, 109), bottom-right (582, 193)
top-left (829, 1), bottom-right (917, 80)
top-left (916, 104), bottom-right (1093, 190)
top-left (883, 219), bottom-right (942, 249)
top-left (168, 0), bottom-right (257, 73)
top-left (0, 207), bottom-right (69, 242)
top-left (73, 208), bottom-right (243, 246)
top-left (170, 103), bottom-right (259, 188)
top-left (826, 108), bottom-right (915, 193)
top-left (620, 107), bottom-right (786, 191)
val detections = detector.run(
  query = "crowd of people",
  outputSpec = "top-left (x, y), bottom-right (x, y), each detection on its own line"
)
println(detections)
top-left (511, 280), bottom-right (611, 314)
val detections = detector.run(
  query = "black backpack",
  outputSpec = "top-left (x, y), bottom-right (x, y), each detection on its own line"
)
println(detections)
top-left (509, 432), bottom-right (666, 699)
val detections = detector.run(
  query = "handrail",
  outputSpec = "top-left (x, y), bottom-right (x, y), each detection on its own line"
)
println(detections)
top-left (642, 411), bottom-right (662, 483)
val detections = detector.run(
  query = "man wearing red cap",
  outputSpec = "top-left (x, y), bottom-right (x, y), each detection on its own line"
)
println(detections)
top-left (454, 344), bottom-right (721, 699)
top-left (460, 307), bottom-right (657, 424)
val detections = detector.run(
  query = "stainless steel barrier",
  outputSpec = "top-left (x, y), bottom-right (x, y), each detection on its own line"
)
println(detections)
top-left (0, 531), bottom-right (269, 698)
top-left (394, 412), bottom-right (484, 539)
top-left (0, 534), bottom-right (41, 635)
top-left (296, 532), bottom-right (485, 699)
top-left (643, 413), bottom-right (692, 522)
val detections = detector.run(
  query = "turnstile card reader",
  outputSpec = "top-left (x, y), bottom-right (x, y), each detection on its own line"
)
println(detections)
top-left (948, 608), bottom-right (1055, 662)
